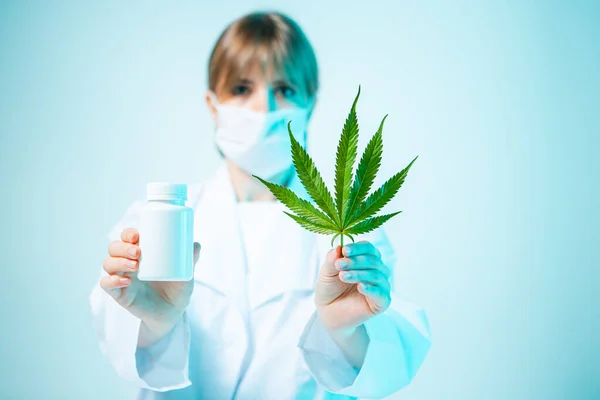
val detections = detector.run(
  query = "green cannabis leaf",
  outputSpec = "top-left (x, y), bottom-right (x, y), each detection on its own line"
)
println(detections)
top-left (252, 85), bottom-right (418, 248)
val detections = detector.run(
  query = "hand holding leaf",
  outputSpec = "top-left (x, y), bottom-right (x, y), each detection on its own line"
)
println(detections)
top-left (253, 86), bottom-right (418, 340)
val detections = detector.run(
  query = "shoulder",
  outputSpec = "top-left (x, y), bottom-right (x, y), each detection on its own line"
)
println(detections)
top-left (186, 181), bottom-right (207, 210)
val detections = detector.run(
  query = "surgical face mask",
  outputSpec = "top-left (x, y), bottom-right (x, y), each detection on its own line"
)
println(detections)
top-left (210, 92), bottom-right (313, 180)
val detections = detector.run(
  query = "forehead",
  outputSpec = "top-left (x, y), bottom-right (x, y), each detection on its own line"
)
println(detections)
top-left (237, 60), bottom-right (299, 85)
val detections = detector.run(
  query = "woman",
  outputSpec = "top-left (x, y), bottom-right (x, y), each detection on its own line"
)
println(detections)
top-left (90, 11), bottom-right (431, 399)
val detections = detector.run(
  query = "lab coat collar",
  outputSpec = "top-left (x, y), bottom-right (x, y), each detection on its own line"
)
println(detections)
top-left (193, 161), bottom-right (318, 311)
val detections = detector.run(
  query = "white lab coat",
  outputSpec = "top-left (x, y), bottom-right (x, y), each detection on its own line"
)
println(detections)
top-left (90, 161), bottom-right (432, 399)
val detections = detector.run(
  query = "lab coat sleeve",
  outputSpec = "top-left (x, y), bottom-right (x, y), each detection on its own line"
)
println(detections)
top-left (297, 227), bottom-right (432, 398)
top-left (89, 199), bottom-right (193, 391)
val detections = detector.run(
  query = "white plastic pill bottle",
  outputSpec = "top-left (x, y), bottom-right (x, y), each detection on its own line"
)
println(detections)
top-left (137, 183), bottom-right (194, 281)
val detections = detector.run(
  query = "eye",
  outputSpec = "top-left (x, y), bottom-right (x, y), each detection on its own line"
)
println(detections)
top-left (275, 84), bottom-right (296, 99)
top-left (231, 84), bottom-right (251, 96)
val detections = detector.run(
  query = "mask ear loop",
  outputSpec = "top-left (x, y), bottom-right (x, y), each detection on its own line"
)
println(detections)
top-left (209, 91), bottom-right (220, 108)
top-left (304, 94), bottom-right (316, 150)
top-left (209, 92), bottom-right (226, 158)
top-left (208, 91), bottom-right (221, 132)
top-left (305, 94), bottom-right (316, 120)
top-left (211, 95), bottom-right (220, 137)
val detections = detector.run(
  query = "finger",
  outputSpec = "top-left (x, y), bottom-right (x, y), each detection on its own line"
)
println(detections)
top-left (320, 246), bottom-right (343, 277)
top-left (339, 270), bottom-right (390, 292)
top-left (357, 281), bottom-right (391, 311)
top-left (193, 242), bottom-right (201, 266)
top-left (100, 274), bottom-right (131, 292)
top-left (120, 228), bottom-right (139, 244)
top-left (342, 240), bottom-right (381, 258)
top-left (108, 240), bottom-right (140, 260)
top-left (103, 256), bottom-right (138, 274)
top-left (335, 254), bottom-right (391, 278)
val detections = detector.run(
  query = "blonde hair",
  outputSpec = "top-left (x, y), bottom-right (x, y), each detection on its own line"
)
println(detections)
top-left (208, 11), bottom-right (319, 99)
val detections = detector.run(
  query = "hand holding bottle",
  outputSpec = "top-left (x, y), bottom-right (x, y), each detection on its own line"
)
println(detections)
top-left (100, 228), bottom-right (201, 347)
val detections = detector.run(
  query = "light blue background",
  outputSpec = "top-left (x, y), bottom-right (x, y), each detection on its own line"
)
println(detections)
top-left (0, 1), bottom-right (598, 399)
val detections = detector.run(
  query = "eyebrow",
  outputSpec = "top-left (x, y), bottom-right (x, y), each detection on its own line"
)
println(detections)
top-left (235, 77), bottom-right (298, 88)
top-left (235, 78), bottom-right (255, 85)
top-left (273, 78), bottom-right (298, 88)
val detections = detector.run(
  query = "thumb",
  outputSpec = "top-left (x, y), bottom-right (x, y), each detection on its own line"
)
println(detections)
top-left (193, 242), bottom-right (201, 267)
top-left (320, 245), bottom-right (343, 278)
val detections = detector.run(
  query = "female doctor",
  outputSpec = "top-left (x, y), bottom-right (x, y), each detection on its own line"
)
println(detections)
top-left (90, 11), bottom-right (431, 400)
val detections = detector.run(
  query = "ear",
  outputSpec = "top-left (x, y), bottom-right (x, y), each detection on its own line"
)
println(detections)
top-left (205, 90), bottom-right (218, 127)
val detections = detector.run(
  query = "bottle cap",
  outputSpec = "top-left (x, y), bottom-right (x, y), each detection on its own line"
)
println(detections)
top-left (146, 183), bottom-right (187, 201)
